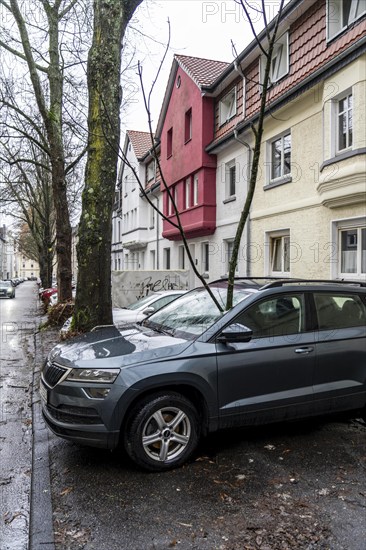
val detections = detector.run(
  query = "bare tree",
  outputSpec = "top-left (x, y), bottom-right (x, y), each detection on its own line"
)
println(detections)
top-left (225, 0), bottom-right (285, 309)
top-left (0, 139), bottom-right (56, 287)
top-left (0, 0), bottom-right (91, 300)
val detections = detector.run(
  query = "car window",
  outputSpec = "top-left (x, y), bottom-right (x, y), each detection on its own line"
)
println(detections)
top-left (235, 294), bottom-right (305, 338)
top-left (150, 295), bottom-right (179, 311)
top-left (127, 294), bottom-right (160, 311)
top-left (314, 293), bottom-right (366, 330)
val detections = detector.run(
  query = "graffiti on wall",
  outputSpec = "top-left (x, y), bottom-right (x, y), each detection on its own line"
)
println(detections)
top-left (111, 270), bottom-right (190, 308)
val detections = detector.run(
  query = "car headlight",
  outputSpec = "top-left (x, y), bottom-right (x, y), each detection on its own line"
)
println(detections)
top-left (66, 368), bottom-right (120, 383)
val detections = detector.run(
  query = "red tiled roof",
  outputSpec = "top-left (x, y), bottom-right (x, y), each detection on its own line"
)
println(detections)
top-left (126, 130), bottom-right (154, 159)
top-left (175, 55), bottom-right (229, 88)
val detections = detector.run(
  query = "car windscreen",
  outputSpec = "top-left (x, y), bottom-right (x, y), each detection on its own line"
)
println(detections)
top-left (0, 281), bottom-right (11, 288)
top-left (126, 294), bottom-right (159, 311)
top-left (143, 286), bottom-right (253, 339)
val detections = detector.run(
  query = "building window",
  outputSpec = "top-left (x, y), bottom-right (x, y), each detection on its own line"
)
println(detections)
top-left (269, 132), bottom-right (291, 181)
top-left (225, 240), bottom-right (238, 272)
top-left (260, 32), bottom-right (289, 86)
top-left (337, 92), bottom-right (353, 152)
top-left (339, 226), bottom-right (366, 277)
top-left (147, 161), bottom-right (155, 182)
top-left (150, 250), bottom-right (156, 270)
top-left (178, 246), bottom-right (185, 269)
top-left (167, 187), bottom-right (176, 216)
top-left (202, 242), bottom-right (210, 273)
top-left (185, 108), bottom-right (192, 143)
top-left (193, 174), bottom-right (199, 205)
top-left (185, 177), bottom-right (191, 209)
top-left (270, 234), bottom-right (290, 274)
top-left (149, 205), bottom-right (155, 229)
top-left (167, 127), bottom-right (173, 158)
top-left (219, 87), bottom-right (236, 125)
top-left (164, 248), bottom-right (171, 269)
top-left (225, 160), bottom-right (236, 199)
top-left (327, 0), bottom-right (366, 41)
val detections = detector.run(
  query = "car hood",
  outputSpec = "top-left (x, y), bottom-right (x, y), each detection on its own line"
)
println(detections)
top-left (49, 325), bottom-right (191, 369)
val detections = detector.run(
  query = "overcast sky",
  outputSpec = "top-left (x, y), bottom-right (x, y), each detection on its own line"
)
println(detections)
top-left (123, 0), bottom-right (273, 132)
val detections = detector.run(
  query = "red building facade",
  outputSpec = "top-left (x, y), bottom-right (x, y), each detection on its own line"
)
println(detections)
top-left (156, 56), bottom-right (229, 240)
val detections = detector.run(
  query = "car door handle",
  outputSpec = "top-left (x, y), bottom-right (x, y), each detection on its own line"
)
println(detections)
top-left (295, 347), bottom-right (314, 354)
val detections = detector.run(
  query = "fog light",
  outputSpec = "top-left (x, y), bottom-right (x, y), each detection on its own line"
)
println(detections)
top-left (84, 387), bottom-right (111, 399)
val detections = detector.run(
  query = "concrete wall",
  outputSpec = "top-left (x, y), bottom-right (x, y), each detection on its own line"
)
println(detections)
top-left (112, 270), bottom-right (190, 307)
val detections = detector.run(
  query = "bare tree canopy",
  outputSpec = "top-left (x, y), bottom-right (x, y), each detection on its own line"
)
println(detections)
top-left (0, 0), bottom-right (91, 296)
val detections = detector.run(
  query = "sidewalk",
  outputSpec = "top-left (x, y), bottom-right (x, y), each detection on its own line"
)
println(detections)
top-left (28, 320), bottom-right (59, 550)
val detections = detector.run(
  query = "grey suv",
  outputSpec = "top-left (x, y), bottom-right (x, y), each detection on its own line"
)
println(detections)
top-left (40, 279), bottom-right (366, 471)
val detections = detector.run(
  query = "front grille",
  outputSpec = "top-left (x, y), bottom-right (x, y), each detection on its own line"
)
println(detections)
top-left (43, 361), bottom-right (68, 387)
top-left (46, 403), bottom-right (102, 425)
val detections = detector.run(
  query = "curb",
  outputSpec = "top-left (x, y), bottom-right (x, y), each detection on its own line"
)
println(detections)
top-left (29, 330), bottom-right (55, 550)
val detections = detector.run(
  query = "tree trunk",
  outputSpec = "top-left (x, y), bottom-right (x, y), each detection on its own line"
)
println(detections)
top-left (74, 0), bottom-right (142, 332)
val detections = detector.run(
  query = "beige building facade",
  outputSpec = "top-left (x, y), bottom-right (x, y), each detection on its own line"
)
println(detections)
top-left (250, 55), bottom-right (366, 280)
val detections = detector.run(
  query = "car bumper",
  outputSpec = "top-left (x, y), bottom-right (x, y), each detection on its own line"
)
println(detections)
top-left (42, 403), bottom-right (121, 449)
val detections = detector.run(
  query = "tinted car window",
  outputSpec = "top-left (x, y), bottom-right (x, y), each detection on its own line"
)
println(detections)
top-left (314, 293), bottom-right (366, 329)
top-left (236, 294), bottom-right (305, 338)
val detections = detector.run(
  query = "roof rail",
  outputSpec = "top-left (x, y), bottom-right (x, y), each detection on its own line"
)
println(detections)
top-left (261, 278), bottom-right (366, 289)
top-left (210, 277), bottom-right (283, 285)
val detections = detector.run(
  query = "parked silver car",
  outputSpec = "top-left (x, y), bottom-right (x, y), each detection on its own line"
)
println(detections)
top-left (60, 290), bottom-right (186, 334)
top-left (0, 280), bottom-right (15, 298)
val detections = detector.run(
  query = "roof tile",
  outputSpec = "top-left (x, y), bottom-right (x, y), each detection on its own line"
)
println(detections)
top-left (126, 130), bottom-right (154, 159)
top-left (175, 54), bottom-right (230, 88)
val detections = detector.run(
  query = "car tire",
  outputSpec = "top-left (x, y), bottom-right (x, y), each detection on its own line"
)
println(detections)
top-left (124, 392), bottom-right (200, 472)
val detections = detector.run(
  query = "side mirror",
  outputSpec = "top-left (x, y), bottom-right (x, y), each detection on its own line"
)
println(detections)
top-left (216, 323), bottom-right (253, 344)
top-left (142, 306), bottom-right (155, 316)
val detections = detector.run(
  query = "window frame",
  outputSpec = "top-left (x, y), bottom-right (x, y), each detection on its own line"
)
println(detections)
top-left (326, 0), bottom-right (366, 41)
top-left (260, 32), bottom-right (289, 88)
top-left (267, 130), bottom-right (292, 184)
top-left (193, 174), bottom-right (199, 206)
top-left (146, 161), bottom-right (155, 183)
top-left (178, 245), bottom-right (185, 269)
top-left (266, 231), bottom-right (291, 276)
top-left (335, 91), bottom-right (353, 154)
top-left (184, 108), bottom-right (192, 143)
top-left (224, 160), bottom-right (237, 200)
top-left (202, 242), bottom-right (210, 273)
top-left (338, 225), bottom-right (366, 278)
top-left (219, 87), bottom-right (237, 126)
top-left (163, 247), bottom-right (171, 270)
top-left (185, 177), bottom-right (191, 209)
top-left (167, 127), bottom-right (173, 158)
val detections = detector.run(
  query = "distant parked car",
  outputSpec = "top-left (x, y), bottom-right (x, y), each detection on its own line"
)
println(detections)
top-left (60, 290), bottom-right (186, 334)
top-left (41, 278), bottom-right (366, 472)
top-left (0, 280), bottom-right (16, 298)
top-left (49, 288), bottom-right (76, 307)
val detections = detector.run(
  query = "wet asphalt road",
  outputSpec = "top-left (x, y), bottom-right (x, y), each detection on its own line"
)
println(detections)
top-left (1, 283), bottom-right (366, 550)
top-left (0, 281), bottom-right (37, 550)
